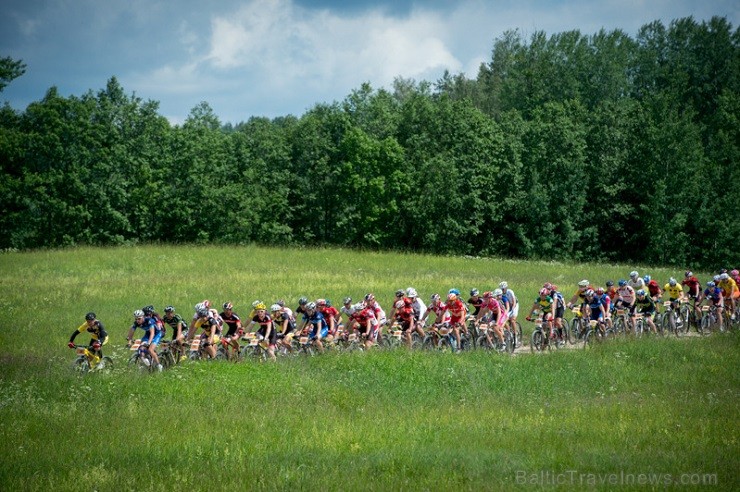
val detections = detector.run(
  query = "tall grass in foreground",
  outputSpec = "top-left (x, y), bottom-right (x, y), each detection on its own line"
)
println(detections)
top-left (0, 245), bottom-right (735, 490)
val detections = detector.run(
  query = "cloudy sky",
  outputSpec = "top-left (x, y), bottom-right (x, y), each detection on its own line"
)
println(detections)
top-left (1, 0), bottom-right (737, 125)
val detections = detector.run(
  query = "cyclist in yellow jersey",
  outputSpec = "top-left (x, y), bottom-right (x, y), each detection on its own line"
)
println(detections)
top-left (663, 278), bottom-right (684, 301)
top-left (68, 312), bottom-right (108, 365)
top-left (718, 273), bottom-right (738, 320)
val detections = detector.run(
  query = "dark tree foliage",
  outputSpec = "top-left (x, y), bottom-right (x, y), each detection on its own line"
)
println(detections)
top-left (0, 16), bottom-right (737, 269)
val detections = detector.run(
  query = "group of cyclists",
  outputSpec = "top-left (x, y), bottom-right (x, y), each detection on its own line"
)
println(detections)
top-left (69, 268), bottom-right (739, 370)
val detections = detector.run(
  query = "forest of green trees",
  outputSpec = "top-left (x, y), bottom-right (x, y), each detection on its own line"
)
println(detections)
top-left (0, 16), bottom-right (738, 269)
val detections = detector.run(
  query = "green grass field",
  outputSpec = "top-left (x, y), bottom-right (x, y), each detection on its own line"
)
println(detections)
top-left (0, 245), bottom-right (737, 490)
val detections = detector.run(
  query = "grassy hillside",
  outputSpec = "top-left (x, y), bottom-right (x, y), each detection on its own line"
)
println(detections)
top-left (0, 245), bottom-right (736, 490)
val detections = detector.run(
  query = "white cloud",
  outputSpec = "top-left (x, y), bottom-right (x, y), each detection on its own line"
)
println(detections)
top-left (203, 0), bottom-right (462, 89)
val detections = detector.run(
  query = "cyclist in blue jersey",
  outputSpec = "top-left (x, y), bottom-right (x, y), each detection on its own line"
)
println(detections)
top-left (126, 309), bottom-right (163, 371)
top-left (303, 302), bottom-right (328, 353)
top-left (584, 289), bottom-right (606, 334)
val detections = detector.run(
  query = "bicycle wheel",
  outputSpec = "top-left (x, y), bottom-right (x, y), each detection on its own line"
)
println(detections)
top-left (73, 357), bottom-right (90, 375)
top-left (96, 356), bottom-right (114, 373)
top-left (583, 329), bottom-right (593, 349)
top-left (560, 322), bottom-right (573, 345)
top-left (530, 330), bottom-right (545, 353)
top-left (504, 331), bottom-right (515, 354)
top-left (477, 335), bottom-right (491, 351)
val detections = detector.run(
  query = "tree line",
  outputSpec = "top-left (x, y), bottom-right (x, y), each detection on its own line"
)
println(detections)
top-left (0, 16), bottom-right (737, 269)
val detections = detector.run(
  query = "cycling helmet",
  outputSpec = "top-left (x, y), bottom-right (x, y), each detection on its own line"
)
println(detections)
top-left (143, 305), bottom-right (154, 315)
top-left (343, 297), bottom-right (352, 305)
top-left (618, 279), bottom-right (627, 287)
top-left (493, 288), bottom-right (503, 297)
top-left (551, 284), bottom-right (559, 291)
top-left (732, 269), bottom-right (739, 277)
top-left (685, 271), bottom-right (692, 278)
top-left (316, 298), bottom-right (327, 307)
top-left (643, 275), bottom-right (651, 283)
top-left (447, 293), bottom-right (457, 301)
top-left (133, 309), bottom-right (145, 318)
top-left (499, 281), bottom-right (508, 290)
top-left (539, 288), bottom-right (549, 296)
top-left (195, 302), bottom-right (205, 312)
top-left (585, 289), bottom-right (595, 297)
top-left (254, 303), bottom-right (267, 311)
top-left (85, 312), bottom-right (96, 321)
top-left (720, 273), bottom-right (729, 280)
top-left (448, 288), bottom-right (460, 296)
top-left (707, 281), bottom-right (715, 287)
top-left (394, 300), bottom-right (404, 309)
top-left (364, 293), bottom-right (375, 302)
top-left (630, 271), bottom-right (638, 278)
top-left (325, 299), bottom-right (332, 307)
top-left (197, 307), bottom-right (209, 317)
top-left (430, 293), bottom-right (440, 302)
top-left (470, 288), bottom-right (479, 297)
top-left (297, 297), bottom-right (308, 306)
top-left (482, 291), bottom-right (493, 298)
top-left (164, 306), bottom-right (175, 313)
top-left (275, 299), bottom-right (286, 307)
top-left (305, 302), bottom-right (316, 311)
top-left (352, 303), bottom-right (364, 312)
top-left (543, 282), bottom-right (552, 290)
top-left (406, 287), bottom-right (418, 298)
top-left (596, 287), bottom-right (605, 295)
top-left (223, 302), bottom-right (233, 310)
top-left (606, 280), bottom-right (614, 287)
top-left (395, 289), bottom-right (404, 298)
top-left (578, 280), bottom-right (589, 287)
top-left (720, 268), bottom-right (728, 274)
top-left (636, 289), bottom-right (646, 296)
top-left (668, 278), bottom-right (677, 286)
top-left (270, 304), bottom-right (282, 312)
top-left (713, 275), bottom-right (720, 282)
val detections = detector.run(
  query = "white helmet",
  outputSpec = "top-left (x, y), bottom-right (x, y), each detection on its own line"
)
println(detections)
top-left (395, 300), bottom-right (405, 309)
top-left (406, 287), bottom-right (418, 298)
top-left (720, 273), bottom-right (729, 280)
top-left (270, 304), bottom-right (282, 312)
top-left (630, 270), bottom-right (639, 278)
top-left (493, 288), bottom-right (503, 296)
top-left (499, 281), bottom-right (508, 289)
top-left (352, 303), bottom-right (364, 312)
top-left (578, 280), bottom-right (589, 287)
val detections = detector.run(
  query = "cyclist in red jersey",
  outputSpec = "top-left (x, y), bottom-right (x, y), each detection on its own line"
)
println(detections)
top-left (445, 292), bottom-right (467, 350)
top-left (682, 271), bottom-right (702, 321)
top-left (316, 299), bottom-right (339, 336)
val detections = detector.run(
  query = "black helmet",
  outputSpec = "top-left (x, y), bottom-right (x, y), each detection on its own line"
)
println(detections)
top-left (606, 280), bottom-right (614, 287)
top-left (164, 305), bottom-right (175, 313)
top-left (298, 297), bottom-right (308, 306)
top-left (143, 305), bottom-right (155, 316)
top-left (85, 312), bottom-right (96, 321)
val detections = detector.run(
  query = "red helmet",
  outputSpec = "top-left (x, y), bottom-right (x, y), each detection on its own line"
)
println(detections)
top-left (539, 288), bottom-right (549, 296)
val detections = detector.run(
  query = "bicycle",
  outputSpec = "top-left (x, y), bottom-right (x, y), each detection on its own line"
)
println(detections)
top-left (611, 308), bottom-right (634, 337)
top-left (583, 319), bottom-right (613, 348)
top-left (127, 339), bottom-right (157, 372)
top-left (660, 301), bottom-right (687, 337)
top-left (187, 335), bottom-right (220, 361)
top-left (698, 304), bottom-right (723, 334)
top-left (157, 339), bottom-right (185, 368)
top-left (476, 321), bottom-right (513, 354)
top-left (569, 307), bottom-right (590, 342)
top-left (240, 333), bottom-right (271, 362)
top-left (217, 333), bottom-right (243, 362)
top-left (71, 343), bottom-right (113, 375)
top-left (528, 316), bottom-right (556, 353)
